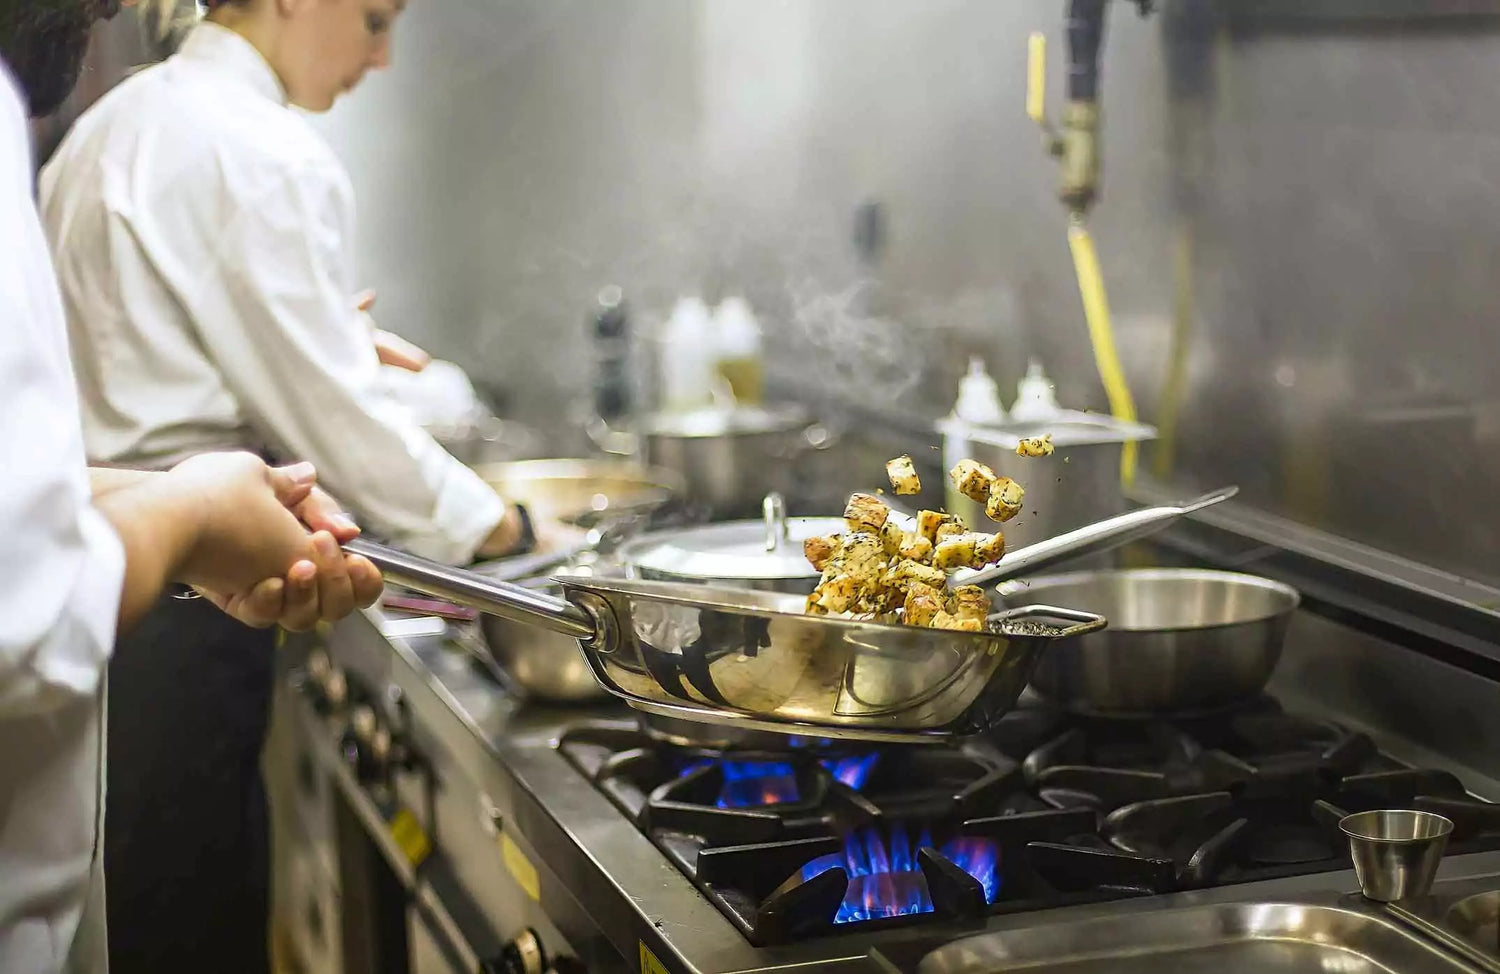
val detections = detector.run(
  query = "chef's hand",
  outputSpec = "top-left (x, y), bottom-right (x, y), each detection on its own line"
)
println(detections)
top-left (476, 505), bottom-right (588, 560)
top-left (476, 504), bottom-right (527, 559)
top-left (357, 290), bottom-right (431, 372)
top-left (178, 461), bottom-right (381, 630)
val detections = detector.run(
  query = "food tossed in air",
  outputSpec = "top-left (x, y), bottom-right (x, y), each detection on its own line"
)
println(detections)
top-left (805, 456), bottom-right (1026, 631)
top-left (985, 477), bottom-right (1025, 523)
top-left (886, 455), bottom-right (922, 495)
top-left (844, 492), bottom-right (890, 533)
top-left (949, 459), bottom-right (1026, 523)
top-left (1016, 434), bottom-right (1055, 458)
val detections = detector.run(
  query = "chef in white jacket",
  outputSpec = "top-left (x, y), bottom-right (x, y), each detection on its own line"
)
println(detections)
top-left (36, 1), bottom-right (553, 971)
top-left (0, 2), bottom-right (384, 970)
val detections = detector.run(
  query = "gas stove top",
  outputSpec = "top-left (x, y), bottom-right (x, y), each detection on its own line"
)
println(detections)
top-left (557, 697), bottom-right (1500, 946)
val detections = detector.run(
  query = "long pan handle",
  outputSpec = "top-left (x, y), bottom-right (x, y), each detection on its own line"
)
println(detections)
top-left (343, 537), bottom-right (597, 641)
top-left (956, 485), bottom-right (1238, 589)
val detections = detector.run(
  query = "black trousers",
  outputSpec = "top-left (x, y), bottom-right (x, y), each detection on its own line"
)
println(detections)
top-left (105, 593), bottom-right (275, 974)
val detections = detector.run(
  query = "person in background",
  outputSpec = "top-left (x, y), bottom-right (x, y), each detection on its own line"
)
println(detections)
top-left (0, 2), bottom-right (385, 970)
top-left (36, 1), bottom-right (566, 971)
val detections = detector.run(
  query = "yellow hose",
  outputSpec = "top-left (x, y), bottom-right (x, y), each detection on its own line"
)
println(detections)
top-left (1152, 220), bottom-right (1195, 481)
top-left (1067, 218), bottom-right (1139, 486)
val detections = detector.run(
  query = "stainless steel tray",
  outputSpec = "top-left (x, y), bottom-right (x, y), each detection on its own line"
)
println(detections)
top-left (918, 895), bottom-right (1485, 973)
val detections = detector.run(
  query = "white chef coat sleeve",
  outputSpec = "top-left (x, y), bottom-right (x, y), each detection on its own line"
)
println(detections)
top-left (0, 139), bottom-right (125, 720)
top-left (180, 160), bottom-right (505, 564)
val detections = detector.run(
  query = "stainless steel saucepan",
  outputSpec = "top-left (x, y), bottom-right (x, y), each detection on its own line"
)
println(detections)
top-left (999, 567), bottom-right (1301, 717)
top-left (345, 487), bottom-right (1236, 742)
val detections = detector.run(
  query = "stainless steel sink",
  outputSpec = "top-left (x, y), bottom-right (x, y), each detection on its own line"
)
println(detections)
top-left (918, 898), bottom-right (1484, 974)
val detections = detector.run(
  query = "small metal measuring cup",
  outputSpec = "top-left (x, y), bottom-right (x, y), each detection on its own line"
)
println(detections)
top-left (1340, 810), bottom-right (1454, 902)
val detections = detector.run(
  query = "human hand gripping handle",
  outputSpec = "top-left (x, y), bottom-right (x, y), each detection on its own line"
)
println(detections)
top-left (169, 456), bottom-right (382, 630)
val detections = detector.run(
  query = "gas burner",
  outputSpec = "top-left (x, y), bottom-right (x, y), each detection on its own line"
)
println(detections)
top-left (1019, 696), bottom-right (1399, 810)
top-left (555, 702), bottom-right (1500, 946)
top-left (697, 807), bottom-right (1111, 943)
top-left (1098, 764), bottom-right (1500, 888)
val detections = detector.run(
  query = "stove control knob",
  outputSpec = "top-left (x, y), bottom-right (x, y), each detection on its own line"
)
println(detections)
top-left (304, 649), bottom-right (348, 714)
top-left (341, 705), bottom-right (385, 782)
top-left (486, 928), bottom-right (546, 974)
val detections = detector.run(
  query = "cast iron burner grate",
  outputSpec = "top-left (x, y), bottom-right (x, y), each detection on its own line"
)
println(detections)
top-left (555, 702), bottom-right (1500, 946)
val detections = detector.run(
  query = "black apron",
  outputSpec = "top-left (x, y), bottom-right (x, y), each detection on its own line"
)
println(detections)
top-left (104, 592), bottom-right (274, 974)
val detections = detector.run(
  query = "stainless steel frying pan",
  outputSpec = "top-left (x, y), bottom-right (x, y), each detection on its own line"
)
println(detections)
top-left (345, 487), bottom-right (1235, 743)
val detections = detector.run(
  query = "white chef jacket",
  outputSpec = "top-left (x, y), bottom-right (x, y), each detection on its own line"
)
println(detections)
top-left (39, 22), bottom-right (505, 565)
top-left (0, 65), bottom-right (127, 974)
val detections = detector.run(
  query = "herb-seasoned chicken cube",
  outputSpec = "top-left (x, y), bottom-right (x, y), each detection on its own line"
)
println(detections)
top-left (844, 492), bottom-right (890, 534)
top-left (886, 455), bottom-right (922, 495)
top-left (930, 611), bottom-right (984, 632)
top-left (1016, 434), bottom-right (1054, 458)
top-left (856, 581), bottom-right (904, 616)
top-left (932, 534), bottom-right (979, 570)
top-left (917, 510), bottom-right (952, 544)
top-left (985, 477), bottom-right (1025, 522)
top-left (887, 559), bottom-right (948, 591)
top-left (903, 591), bottom-right (946, 628)
top-left (898, 533), bottom-right (933, 563)
top-left (880, 519), bottom-right (905, 557)
top-left (950, 459), bottom-right (998, 503)
top-left (950, 585), bottom-right (991, 624)
top-left (810, 573), bottom-right (860, 614)
top-left (935, 520), bottom-right (967, 543)
top-left (838, 532), bottom-right (886, 583)
top-left (803, 534), bottom-right (841, 572)
top-left (973, 532), bottom-right (1005, 565)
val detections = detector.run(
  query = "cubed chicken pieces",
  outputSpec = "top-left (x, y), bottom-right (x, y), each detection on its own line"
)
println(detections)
top-left (917, 510), bottom-right (953, 544)
top-left (949, 585), bottom-right (992, 625)
top-left (903, 591), bottom-right (946, 628)
top-left (887, 559), bottom-right (948, 591)
top-left (880, 519), bottom-right (905, 557)
top-left (837, 532), bottom-right (886, 583)
top-left (1016, 434), bottom-right (1054, 458)
top-left (935, 520), bottom-right (967, 543)
top-left (932, 534), bottom-right (979, 571)
top-left (844, 493), bottom-right (890, 534)
top-left (930, 611), bottom-right (984, 632)
top-left (886, 455), bottom-right (922, 495)
top-left (973, 531), bottom-right (1005, 564)
top-left (898, 533), bottom-right (933, 563)
top-left (803, 535), bottom-right (840, 573)
top-left (985, 477), bottom-right (1025, 523)
top-left (950, 459), bottom-right (998, 504)
top-left (808, 456), bottom-right (1030, 630)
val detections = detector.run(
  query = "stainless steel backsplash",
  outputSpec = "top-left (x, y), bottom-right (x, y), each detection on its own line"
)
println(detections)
top-left (47, 1), bottom-right (1500, 586)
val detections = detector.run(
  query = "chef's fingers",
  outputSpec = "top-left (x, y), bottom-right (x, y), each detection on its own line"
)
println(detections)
top-left (310, 532), bottom-right (357, 623)
top-left (355, 289), bottom-right (377, 312)
top-left (345, 554), bottom-right (384, 608)
top-left (295, 486), bottom-right (361, 542)
top-left (207, 576), bottom-right (288, 630)
top-left (373, 329), bottom-right (431, 372)
top-left (267, 460), bottom-right (318, 509)
top-left (276, 559), bottom-right (323, 632)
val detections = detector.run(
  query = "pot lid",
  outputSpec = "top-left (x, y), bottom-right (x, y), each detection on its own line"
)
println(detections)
top-left (620, 493), bottom-right (838, 580)
top-left (638, 403), bottom-right (808, 438)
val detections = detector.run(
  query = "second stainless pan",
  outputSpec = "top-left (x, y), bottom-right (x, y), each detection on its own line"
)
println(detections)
top-left (998, 568), bottom-right (1301, 716)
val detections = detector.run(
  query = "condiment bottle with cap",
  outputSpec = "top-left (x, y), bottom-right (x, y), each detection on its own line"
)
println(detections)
top-left (712, 295), bottom-right (764, 405)
top-left (950, 356), bottom-right (1007, 425)
top-left (1010, 358), bottom-right (1062, 423)
top-left (658, 296), bottom-right (716, 412)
